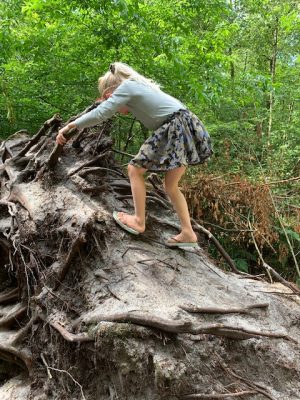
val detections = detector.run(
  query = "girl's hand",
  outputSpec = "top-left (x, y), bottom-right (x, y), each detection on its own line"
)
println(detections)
top-left (56, 125), bottom-right (71, 146)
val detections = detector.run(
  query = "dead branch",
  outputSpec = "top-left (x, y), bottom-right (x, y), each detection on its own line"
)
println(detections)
top-left (180, 303), bottom-right (269, 315)
top-left (47, 127), bottom-right (79, 169)
top-left (249, 220), bottom-right (300, 295)
top-left (263, 175), bottom-right (300, 186)
top-left (67, 101), bottom-right (102, 124)
top-left (112, 148), bottom-right (135, 158)
top-left (16, 114), bottom-right (62, 158)
top-left (191, 219), bottom-right (240, 274)
top-left (268, 187), bottom-right (300, 279)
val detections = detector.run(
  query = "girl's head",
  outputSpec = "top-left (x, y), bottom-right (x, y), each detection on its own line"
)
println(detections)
top-left (98, 62), bottom-right (160, 99)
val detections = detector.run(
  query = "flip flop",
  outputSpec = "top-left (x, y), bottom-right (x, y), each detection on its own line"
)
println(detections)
top-left (112, 211), bottom-right (140, 235)
top-left (165, 236), bottom-right (199, 249)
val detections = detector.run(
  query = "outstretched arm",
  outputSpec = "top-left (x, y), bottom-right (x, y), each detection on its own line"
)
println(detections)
top-left (56, 122), bottom-right (77, 145)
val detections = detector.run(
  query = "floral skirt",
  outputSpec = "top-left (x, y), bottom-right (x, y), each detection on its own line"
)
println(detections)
top-left (129, 109), bottom-right (213, 172)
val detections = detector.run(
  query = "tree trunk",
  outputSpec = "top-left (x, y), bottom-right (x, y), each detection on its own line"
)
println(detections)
top-left (267, 17), bottom-right (279, 143)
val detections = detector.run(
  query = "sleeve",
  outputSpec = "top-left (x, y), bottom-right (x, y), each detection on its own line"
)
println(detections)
top-left (73, 81), bottom-right (133, 130)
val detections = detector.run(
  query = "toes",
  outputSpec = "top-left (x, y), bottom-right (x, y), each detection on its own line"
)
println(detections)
top-left (119, 213), bottom-right (130, 226)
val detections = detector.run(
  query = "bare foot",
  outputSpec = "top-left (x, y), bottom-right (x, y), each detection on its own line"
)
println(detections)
top-left (169, 231), bottom-right (198, 244)
top-left (118, 212), bottom-right (145, 233)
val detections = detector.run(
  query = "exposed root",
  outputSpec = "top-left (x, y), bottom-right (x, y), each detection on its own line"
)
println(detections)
top-left (47, 127), bottom-right (78, 169)
top-left (10, 316), bottom-right (39, 346)
top-left (218, 360), bottom-right (277, 400)
top-left (67, 149), bottom-right (112, 176)
top-left (78, 166), bottom-right (126, 178)
top-left (75, 311), bottom-right (192, 333)
top-left (78, 311), bottom-right (296, 342)
top-left (0, 287), bottom-right (19, 305)
top-left (0, 305), bottom-right (28, 328)
top-left (48, 320), bottom-right (93, 343)
top-left (16, 114), bottom-right (62, 158)
top-left (0, 343), bottom-right (32, 376)
top-left (81, 185), bottom-right (108, 194)
top-left (180, 303), bottom-right (269, 315)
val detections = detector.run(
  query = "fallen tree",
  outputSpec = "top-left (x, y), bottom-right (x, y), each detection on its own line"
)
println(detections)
top-left (0, 107), bottom-right (299, 400)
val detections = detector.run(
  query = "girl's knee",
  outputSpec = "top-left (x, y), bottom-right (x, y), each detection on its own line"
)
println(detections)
top-left (128, 164), bottom-right (146, 177)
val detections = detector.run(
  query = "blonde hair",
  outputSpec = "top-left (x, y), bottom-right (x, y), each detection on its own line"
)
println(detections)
top-left (98, 62), bottom-right (160, 97)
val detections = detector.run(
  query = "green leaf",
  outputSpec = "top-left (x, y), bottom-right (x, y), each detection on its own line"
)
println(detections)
top-left (234, 258), bottom-right (249, 273)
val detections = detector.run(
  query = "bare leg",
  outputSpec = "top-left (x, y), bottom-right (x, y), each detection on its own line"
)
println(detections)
top-left (117, 164), bottom-right (146, 233)
top-left (164, 166), bottom-right (197, 243)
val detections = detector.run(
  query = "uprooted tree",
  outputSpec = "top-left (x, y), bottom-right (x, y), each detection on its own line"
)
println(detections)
top-left (0, 105), bottom-right (300, 400)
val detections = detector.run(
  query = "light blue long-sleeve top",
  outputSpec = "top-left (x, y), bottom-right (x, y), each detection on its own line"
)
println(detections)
top-left (73, 79), bottom-right (186, 131)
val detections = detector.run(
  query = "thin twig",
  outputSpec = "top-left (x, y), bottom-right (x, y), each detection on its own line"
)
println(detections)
top-left (182, 391), bottom-right (257, 399)
top-left (41, 353), bottom-right (53, 379)
top-left (249, 219), bottom-right (300, 295)
top-left (112, 148), bottom-right (135, 158)
top-left (268, 185), bottom-right (300, 279)
top-left (46, 365), bottom-right (86, 400)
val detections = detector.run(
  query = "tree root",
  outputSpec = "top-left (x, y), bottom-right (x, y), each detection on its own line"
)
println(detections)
top-left (67, 149), bottom-right (111, 176)
top-left (47, 127), bottom-right (78, 169)
top-left (47, 320), bottom-right (93, 343)
top-left (190, 323), bottom-right (295, 341)
top-left (218, 360), bottom-right (277, 400)
top-left (77, 311), bottom-right (296, 342)
top-left (16, 114), bottom-right (62, 158)
top-left (0, 342), bottom-right (32, 375)
top-left (81, 185), bottom-right (108, 194)
top-left (74, 311), bottom-right (192, 333)
top-left (0, 305), bottom-right (28, 328)
top-left (180, 303), bottom-right (269, 315)
top-left (78, 166), bottom-right (126, 178)
top-left (0, 287), bottom-right (19, 305)
top-left (150, 215), bottom-right (240, 273)
top-left (116, 194), bottom-right (171, 209)
top-left (10, 316), bottom-right (39, 346)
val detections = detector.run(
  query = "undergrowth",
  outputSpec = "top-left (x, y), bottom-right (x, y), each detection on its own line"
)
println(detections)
top-left (183, 170), bottom-right (300, 284)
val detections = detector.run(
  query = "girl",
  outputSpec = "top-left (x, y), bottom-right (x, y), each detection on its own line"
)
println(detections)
top-left (56, 62), bottom-right (213, 248)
